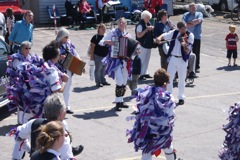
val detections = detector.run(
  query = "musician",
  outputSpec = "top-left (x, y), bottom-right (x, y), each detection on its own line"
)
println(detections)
top-left (135, 10), bottom-right (154, 80)
top-left (56, 27), bottom-right (81, 114)
top-left (99, 17), bottom-right (138, 111)
top-left (156, 21), bottom-right (194, 105)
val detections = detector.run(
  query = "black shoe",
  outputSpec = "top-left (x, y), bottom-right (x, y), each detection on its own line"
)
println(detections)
top-left (66, 110), bottom-right (74, 114)
top-left (120, 102), bottom-right (129, 108)
top-left (102, 82), bottom-right (111, 86)
top-left (96, 83), bottom-right (103, 87)
top-left (195, 67), bottom-right (200, 73)
top-left (72, 145), bottom-right (84, 156)
top-left (178, 99), bottom-right (184, 105)
top-left (144, 74), bottom-right (153, 78)
top-left (188, 72), bottom-right (198, 79)
top-left (139, 76), bottom-right (146, 80)
top-left (116, 102), bottom-right (122, 111)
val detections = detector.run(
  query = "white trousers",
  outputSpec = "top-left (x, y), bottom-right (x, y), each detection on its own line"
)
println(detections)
top-left (115, 61), bottom-right (128, 102)
top-left (167, 56), bottom-right (188, 100)
top-left (141, 144), bottom-right (174, 160)
top-left (138, 46), bottom-right (151, 76)
top-left (63, 70), bottom-right (72, 110)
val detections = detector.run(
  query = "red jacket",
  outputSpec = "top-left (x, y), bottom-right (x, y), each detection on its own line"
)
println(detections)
top-left (144, 0), bottom-right (163, 15)
top-left (79, 1), bottom-right (91, 14)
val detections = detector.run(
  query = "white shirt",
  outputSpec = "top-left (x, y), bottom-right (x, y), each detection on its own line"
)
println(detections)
top-left (162, 30), bottom-right (194, 56)
top-left (13, 119), bottom-right (73, 160)
top-left (99, 28), bottom-right (132, 46)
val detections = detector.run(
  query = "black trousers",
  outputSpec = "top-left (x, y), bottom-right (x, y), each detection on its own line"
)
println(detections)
top-left (192, 39), bottom-right (201, 69)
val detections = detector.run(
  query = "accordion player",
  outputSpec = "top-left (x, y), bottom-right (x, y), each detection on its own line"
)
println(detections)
top-left (111, 36), bottom-right (140, 59)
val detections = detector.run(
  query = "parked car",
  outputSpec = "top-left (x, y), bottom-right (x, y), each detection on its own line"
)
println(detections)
top-left (0, 0), bottom-right (27, 20)
top-left (0, 37), bottom-right (10, 107)
top-left (198, 0), bottom-right (238, 11)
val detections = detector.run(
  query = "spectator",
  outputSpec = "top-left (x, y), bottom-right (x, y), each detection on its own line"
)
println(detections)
top-left (182, 2), bottom-right (203, 73)
top-left (144, 0), bottom-right (163, 17)
top-left (154, 9), bottom-right (175, 70)
top-left (8, 10), bottom-right (34, 53)
top-left (65, 0), bottom-right (74, 26)
top-left (56, 27), bottom-right (82, 114)
top-left (89, 23), bottom-right (110, 87)
top-left (0, 11), bottom-right (6, 39)
top-left (225, 25), bottom-right (239, 66)
top-left (135, 10), bottom-right (154, 80)
top-left (78, 0), bottom-right (92, 29)
top-left (96, 0), bottom-right (109, 23)
top-left (10, 93), bottom-right (83, 160)
top-left (30, 121), bottom-right (65, 160)
top-left (5, 8), bottom-right (15, 44)
top-left (128, 47), bottom-right (141, 96)
top-left (156, 21), bottom-right (194, 105)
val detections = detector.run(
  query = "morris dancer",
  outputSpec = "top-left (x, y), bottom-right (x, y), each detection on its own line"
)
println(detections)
top-left (99, 17), bottom-right (139, 111)
top-left (127, 68), bottom-right (179, 160)
top-left (56, 27), bottom-right (82, 114)
top-left (219, 102), bottom-right (240, 159)
top-left (6, 41), bottom-right (68, 124)
top-left (156, 21), bottom-right (194, 105)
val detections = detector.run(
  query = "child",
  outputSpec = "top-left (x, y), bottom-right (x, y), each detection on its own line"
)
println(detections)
top-left (127, 68), bottom-right (180, 160)
top-left (225, 25), bottom-right (239, 66)
top-left (128, 47), bottom-right (141, 95)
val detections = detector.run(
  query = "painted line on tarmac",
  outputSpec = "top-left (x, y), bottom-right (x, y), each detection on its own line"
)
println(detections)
top-left (115, 155), bottom-right (165, 160)
top-left (3, 92), bottom-right (240, 122)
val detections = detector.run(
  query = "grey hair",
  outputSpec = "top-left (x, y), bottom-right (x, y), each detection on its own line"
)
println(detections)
top-left (189, 2), bottom-right (196, 6)
top-left (44, 93), bottom-right (66, 121)
top-left (56, 27), bottom-right (69, 43)
top-left (20, 41), bottom-right (32, 52)
top-left (177, 21), bottom-right (186, 29)
top-left (141, 10), bottom-right (152, 20)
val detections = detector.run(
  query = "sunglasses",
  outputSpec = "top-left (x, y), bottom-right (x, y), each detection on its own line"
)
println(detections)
top-left (65, 36), bottom-right (69, 39)
top-left (25, 48), bottom-right (31, 50)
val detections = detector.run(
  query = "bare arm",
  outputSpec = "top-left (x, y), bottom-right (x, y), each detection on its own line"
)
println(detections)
top-left (90, 42), bottom-right (96, 60)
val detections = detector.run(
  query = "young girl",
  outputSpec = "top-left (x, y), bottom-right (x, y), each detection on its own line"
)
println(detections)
top-left (127, 68), bottom-right (180, 160)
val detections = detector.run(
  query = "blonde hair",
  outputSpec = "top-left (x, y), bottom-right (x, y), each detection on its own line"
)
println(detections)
top-left (229, 25), bottom-right (236, 33)
top-left (35, 121), bottom-right (64, 153)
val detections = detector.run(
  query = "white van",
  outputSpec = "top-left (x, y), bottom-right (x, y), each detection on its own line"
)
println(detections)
top-left (200, 0), bottom-right (238, 11)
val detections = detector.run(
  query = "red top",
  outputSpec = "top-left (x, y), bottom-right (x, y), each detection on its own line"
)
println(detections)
top-left (225, 33), bottom-right (238, 50)
top-left (144, 0), bottom-right (163, 15)
top-left (79, 1), bottom-right (91, 14)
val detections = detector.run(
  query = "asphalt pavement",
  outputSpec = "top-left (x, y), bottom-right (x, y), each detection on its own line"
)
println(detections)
top-left (1, 14), bottom-right (240, 160)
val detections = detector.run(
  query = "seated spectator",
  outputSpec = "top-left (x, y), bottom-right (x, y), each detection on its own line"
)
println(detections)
top-left (78, 0), bottom-right (92, 29)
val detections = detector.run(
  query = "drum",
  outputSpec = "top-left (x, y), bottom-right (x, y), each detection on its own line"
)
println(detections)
top-left (62, 53), bottom-right (86, 75)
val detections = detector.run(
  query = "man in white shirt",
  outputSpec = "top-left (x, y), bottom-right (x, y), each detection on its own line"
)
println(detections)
top-left (156, 21), bottom-right (194, 105)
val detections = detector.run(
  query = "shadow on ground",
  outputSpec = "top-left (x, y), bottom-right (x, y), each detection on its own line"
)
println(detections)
top-left (216, 65), bottom-right (240, 71)
top-left (73, 107), bottom-right (118, 120)
top-left (73, 86), bottom-right (99, 93)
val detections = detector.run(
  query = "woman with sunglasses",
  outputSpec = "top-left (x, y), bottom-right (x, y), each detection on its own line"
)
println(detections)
top-left (55, 27), bottom-right (81, 114)
top-left (7, 41), bottom-right (36, 124)
top-left (30, 121), bottom-right (66, 160)
top-left (99, 17), bottom-right (139, 111)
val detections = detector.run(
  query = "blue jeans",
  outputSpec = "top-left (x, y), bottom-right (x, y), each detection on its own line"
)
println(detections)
top-left (94, 54), bottom-right (107, 84)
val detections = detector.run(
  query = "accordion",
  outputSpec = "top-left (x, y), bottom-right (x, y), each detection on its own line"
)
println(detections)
top-left (62, 53), bottom-right (86, 75)
top-left (111, 36), bottom-right (128, 58)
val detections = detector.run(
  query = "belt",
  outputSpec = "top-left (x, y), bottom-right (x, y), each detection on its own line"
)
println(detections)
top-left (172, 55), bottom-right (182, 58)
